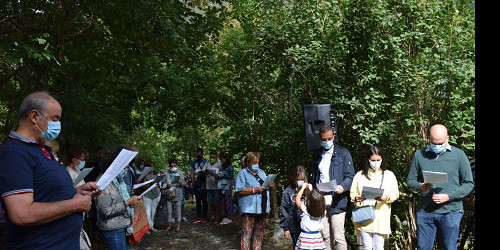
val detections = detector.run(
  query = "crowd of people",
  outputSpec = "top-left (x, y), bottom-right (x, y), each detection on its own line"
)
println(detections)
top-left (67, 146), bottom-right (238, 249)
top-left (0, 91), bottom-right (475, 250)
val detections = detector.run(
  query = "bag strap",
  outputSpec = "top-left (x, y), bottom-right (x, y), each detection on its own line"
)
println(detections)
top-left (357, 171), bottom-right (385, 208)
top-left (374, 171), bottom-right (385, 207)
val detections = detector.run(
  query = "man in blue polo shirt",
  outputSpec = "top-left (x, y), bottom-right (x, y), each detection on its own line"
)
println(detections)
top-left (0, 91), bottom-right (100, 249)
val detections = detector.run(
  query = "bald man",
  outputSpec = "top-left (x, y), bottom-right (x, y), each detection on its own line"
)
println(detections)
top-left (0, 91), bottom-right (100, 249)
top-left (406, 124), bottom-right (474, 250)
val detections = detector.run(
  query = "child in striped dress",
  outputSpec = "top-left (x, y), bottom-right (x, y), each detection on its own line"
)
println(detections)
top-left (295, 183), bottom-right (326, 250)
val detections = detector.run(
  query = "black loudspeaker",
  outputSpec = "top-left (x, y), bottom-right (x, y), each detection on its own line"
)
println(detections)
top-left (302, 104), bottom-right (338, 151)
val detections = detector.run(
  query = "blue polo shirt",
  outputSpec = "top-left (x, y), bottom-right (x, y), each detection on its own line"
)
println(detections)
top-left (0, 131), bottom-right (82, 249)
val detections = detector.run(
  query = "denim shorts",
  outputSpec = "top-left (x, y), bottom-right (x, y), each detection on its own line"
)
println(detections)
top-left (207, 189), bottom-right (221, 204)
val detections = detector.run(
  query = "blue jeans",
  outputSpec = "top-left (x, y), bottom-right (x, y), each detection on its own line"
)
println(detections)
top-left (416, 212), bottom-right (463, 250)
top-left (102, 229), bottom-right (129, 250)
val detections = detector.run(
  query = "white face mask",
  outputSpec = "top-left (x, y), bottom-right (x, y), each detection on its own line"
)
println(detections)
top-left (369, 160), bottom-right (382, 170)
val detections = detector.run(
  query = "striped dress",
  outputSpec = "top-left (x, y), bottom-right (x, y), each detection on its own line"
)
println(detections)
top-left (295, 205), bottom-right (326, 250)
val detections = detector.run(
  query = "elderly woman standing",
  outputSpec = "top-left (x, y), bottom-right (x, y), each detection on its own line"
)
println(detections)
top-left (235, 152), bottom-right (275, 250)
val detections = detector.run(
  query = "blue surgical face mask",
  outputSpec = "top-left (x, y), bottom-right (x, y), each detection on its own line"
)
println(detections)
top-left (251, 164), bottom-right (260, 171)
top-left (430, 143), bottom-right (446, 154)
top-left (35, 111), bottom-right (61, 142)
top-left (77, 160), bottom-right (86, 170)
top-left (321, 140), bottom-right (333, 150)
top-left (297, 180), bottom-right (304, 188)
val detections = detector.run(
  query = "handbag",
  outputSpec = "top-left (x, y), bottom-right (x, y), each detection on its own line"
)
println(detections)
top-left (352, 171), bottom-right (385, 224)
top-left (352, 205), bottom-right (375, 224)
top-left (166, 188), bottom-right (176, 200)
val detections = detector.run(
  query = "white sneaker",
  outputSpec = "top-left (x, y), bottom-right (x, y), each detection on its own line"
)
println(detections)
top-left (182, 217), bottom-right (188, 222)
top-left (220, 218), bottom-right (232, 225)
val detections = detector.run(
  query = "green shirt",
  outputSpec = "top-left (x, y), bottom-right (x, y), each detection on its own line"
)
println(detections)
top-left (406, 145), bottom-right (474, 214)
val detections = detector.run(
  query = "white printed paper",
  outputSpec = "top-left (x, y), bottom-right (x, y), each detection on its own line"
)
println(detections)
top-left (73, 168), bottom-right (93, 187)
top-left (422, 171), bottom-right (448, 185)
top-left (263, 174), bottom-right (277, 189)
top-left (96, 149), bottom-right (138, 190)
top-left (361, 186), bottom-right (385, 201)
top-left (139, 183), bottom-right (158, 197)
top-left (207, 168), bottom-right (219, 176)
top-left (133, 179), bottom-right (154, 189)
top-left (316, 180), bottom-right (338, 192)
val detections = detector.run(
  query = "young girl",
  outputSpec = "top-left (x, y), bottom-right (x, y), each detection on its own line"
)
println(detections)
top-left (295, 182), bottom-right (326, 250)
top-left (279, 165), bottom-right (309, 248)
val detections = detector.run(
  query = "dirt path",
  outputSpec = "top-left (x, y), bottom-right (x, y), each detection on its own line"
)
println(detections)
top-left (91, 202), bottom-right (292, 249)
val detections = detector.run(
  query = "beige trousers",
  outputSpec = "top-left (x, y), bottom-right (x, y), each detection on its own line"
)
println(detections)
top-left (321, 209), bottom-right (348, 250)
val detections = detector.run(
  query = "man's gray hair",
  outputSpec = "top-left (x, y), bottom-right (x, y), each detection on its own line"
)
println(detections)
top-left (18, 91), bottom-right (54, 120)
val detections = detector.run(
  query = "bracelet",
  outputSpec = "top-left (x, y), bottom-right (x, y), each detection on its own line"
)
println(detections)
top-left (252, 188), bottom-right (255, 194)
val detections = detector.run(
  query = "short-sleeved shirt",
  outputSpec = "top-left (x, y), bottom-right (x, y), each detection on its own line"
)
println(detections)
top-left (300, 205), bottom-right (324, 232)
top-left (235, 168), bottom-right (270, 215)
top-left (0, 131), bottom-right (82, 249)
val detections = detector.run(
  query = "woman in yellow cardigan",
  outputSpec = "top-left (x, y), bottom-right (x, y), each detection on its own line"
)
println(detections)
top-left (350, 146), bottom-right (399, 250)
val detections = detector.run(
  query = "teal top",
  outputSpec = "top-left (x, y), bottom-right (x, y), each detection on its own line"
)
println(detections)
top-left (406, 145), bottom-right (474, 214)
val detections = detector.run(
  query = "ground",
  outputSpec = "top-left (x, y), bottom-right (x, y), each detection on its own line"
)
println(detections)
top-left (89, 202), bottom-right (292, 250)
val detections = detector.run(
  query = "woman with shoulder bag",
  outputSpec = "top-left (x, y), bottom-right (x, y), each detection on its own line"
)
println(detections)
top-left (165, 159), bottom-right (185, 232)
top-left (350, 146), bottom-right (399, 250)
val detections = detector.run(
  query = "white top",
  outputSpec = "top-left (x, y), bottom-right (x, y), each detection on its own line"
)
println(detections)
top-left (300, 205), bottom-right (324, 232)
top-left (66, 166), bottom-right (84, 187)
top-left (318, 146), bottom-right (334, 183)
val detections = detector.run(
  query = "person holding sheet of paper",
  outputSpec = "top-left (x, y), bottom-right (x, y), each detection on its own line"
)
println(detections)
top-left (350, 146), bottom-right (399, 250)
top-left (164, 158), bottom-right (185, 232)
top-left (0, 92), bottom-right (101, 249)
top-left (406, 124), bottom-right (474, 250)
top-left (310, 124), bottom-right (355, 250)
top-left (95, 147), bottom-right (142, 250)
top-left (235, 151), bottom-right (275, 250)
top-left (203, 150), bottom-right (223, 224)
top-left (143, 170), bottom-right (161, 233)
top-left (65, 146), bottom-right (88, 187)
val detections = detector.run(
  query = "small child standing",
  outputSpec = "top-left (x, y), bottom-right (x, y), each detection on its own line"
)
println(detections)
top-left (295, 182), bottom-right (326, 250)
top-left (279, 165), bottom-right (309, 248)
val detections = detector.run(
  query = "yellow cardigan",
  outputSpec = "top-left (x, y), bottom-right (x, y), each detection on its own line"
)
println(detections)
top-left (349, 168), bottom-right (399, 236)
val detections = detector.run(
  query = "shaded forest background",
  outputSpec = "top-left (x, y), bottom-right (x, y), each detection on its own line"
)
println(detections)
top-left (0, 0), bottom-right (475, 249)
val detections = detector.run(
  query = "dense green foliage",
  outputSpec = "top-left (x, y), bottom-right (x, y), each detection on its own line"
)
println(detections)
top-left (0, 0), bottom-right (475, 248)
